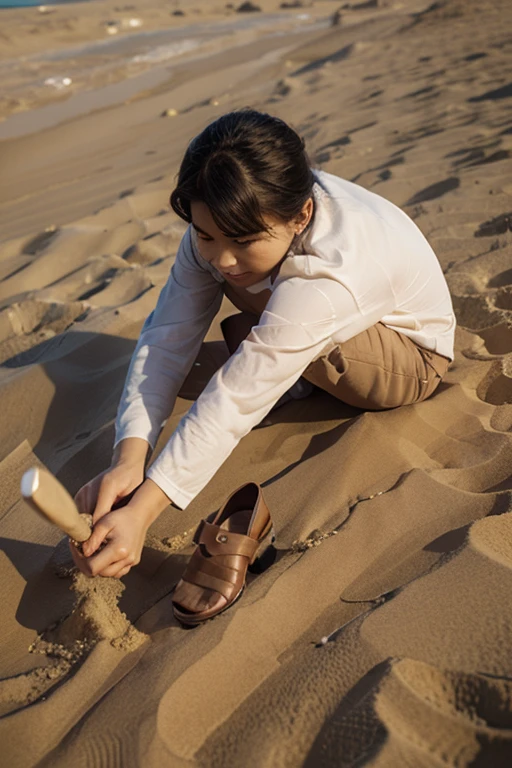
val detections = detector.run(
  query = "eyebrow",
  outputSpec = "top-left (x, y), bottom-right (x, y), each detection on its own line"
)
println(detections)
top-left (191, 222), bottom-right (263, 239)
top-left (191, 222), bottom-right (213, 237)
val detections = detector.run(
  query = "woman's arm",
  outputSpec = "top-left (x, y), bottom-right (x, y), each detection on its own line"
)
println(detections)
top-left (73, 229), bottom-right (223, 575)
top-left (145, 277), bottom-right (378, 509)
top-left (114, 225), bottom-right (223, 459)
top-left (111, 436), bottom-right (151, 468)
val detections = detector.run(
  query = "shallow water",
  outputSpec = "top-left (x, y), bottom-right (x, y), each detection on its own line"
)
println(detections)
top-left (0, 13), bottom-right (329, 140)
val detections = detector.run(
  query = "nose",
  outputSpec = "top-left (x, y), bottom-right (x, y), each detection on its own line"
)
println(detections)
top-left (213, 247), bottom-right (238, 272)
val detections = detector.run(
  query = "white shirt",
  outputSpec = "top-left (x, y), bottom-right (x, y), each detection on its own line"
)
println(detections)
top-left (115, 170), bottom-right (456, 509)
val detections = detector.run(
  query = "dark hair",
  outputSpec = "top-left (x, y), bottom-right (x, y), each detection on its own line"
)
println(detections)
top-left (170, 108), bottom-right (315, 238)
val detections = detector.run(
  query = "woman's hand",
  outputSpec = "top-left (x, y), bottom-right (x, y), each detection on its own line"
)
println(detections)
top-left (70, 478), bottom-right (172, 578)
top-left (69, 504), bottom-right (150, 578)
top-left (74, 461), bottom-right (145, 526)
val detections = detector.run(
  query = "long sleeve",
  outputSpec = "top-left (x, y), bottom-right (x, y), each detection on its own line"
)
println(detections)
top-left (117, 168), bottom-right (455, 510)
top-left (114, 225), bottom-right (223, 451)
top-left (146, 276), bottom-right (377, 509)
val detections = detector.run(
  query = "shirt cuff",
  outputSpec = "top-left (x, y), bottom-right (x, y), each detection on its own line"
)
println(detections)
top-left (113, 428), bottom-right (158, 452)
top-left (146, 464), bottom-right (193, 511)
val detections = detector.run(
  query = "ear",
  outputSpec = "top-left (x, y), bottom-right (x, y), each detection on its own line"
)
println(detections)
top-left (294, 197), bottom-right (314, 232)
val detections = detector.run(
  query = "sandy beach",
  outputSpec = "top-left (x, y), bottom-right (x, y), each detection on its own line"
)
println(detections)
top-left (0, 0), bottom-right (511, 764)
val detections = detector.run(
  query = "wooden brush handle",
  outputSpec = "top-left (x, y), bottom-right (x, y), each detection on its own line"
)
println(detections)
top-left (21, 466), bottom-right (91, 542)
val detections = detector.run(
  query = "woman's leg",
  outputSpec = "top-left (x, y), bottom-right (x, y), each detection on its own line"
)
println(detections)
top-left (220, 285), bottom-right (313, 407)
top-left (221, 283), bottom-right (449, 409)
top-left (221, 282), bottom-right (268, 354)
top-left (303, 323), bottom-right (450, 409)
top-left (221, 311), bottom-right (259, 355)
top-left (220, 310), bottom-right (314, 408)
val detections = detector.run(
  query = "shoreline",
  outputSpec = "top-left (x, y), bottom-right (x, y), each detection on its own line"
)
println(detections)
top-left (0, 0), bottom-right (345, 124)
top-left (0, 15), bottom-right (330, 141)
top-left (0, 20), bottom-right (332, 240)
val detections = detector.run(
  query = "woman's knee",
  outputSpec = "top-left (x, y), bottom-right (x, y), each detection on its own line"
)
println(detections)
top-left (220, 312), bottom-right (259, 354)
top-left (303, 330), bottom-right (448, 410)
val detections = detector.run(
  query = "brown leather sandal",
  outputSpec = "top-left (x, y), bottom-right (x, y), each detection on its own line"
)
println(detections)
top-left (172, 482), bottom-right (274, 627)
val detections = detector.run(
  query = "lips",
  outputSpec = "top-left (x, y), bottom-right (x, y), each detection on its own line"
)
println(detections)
top-left (223, 272), bottom-right (250, 280)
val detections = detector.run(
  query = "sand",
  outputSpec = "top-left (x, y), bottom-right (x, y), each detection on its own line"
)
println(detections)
top-left (0, 0), bottom-right (511, 764)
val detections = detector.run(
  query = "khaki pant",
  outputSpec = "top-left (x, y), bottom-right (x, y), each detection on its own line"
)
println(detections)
top-left (222, 282), bottom-right (450, 410)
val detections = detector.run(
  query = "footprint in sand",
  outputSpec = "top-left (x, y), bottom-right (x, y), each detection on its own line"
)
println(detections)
top-left (458, 149), bottom-right (510, 169)
top-left (445, 245), bottom-right (512, 297)
top-left (451, 294), bottom-right (503, 331)
top-left (267, 77), bottom-right (298, 103)
top-left (446, 139), bottom-right (510, 168)
top-left (488, 268), bottom-right (512, 289)
top-left (22, 227), bottom-right (59, 256)
top-left (0, 299), bottom-right (89, 365)
top-left (474, 212), bottom-right (512, 238)
top-left (476, 357), bottom-right (512, 406)
top-left (351, 153), bottom-right (405, 185)
top-left (401, 84), bottom-right (437, 100)
top-left (375, 658), bottom-right (512, 763)
top-left (290, 43), bottom-right (357, 78)
top-left (405, 177), bottom-right (460, 206)
top-left (468, 82), bottom-right (512, 102)
top-left (494, 287), bottom-right (512, 312)
top-left (307, 657), bottom-right (512, 766)
top-left (464, 52), bottom-right (487, 62)
top-left (462, 323), bottom-right (512, 360)
top-left (314, 135), bottom-right (351, 165)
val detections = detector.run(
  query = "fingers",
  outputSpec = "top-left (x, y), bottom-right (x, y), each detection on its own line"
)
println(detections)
top-left (81, 519), bottom-right (112, 558)
top-left (93, 478), bottom-right (121, 525)
top-left (95, 557), bottom-right (133, 579)
top-left (69, 538), bottom-right (92, 576)
top-left (74, 473), bottom-right (121, 524)
top-left (74, 467), bottom-right (143, 526)
top-left (69, 539), bottom-right (136, 579)
top-left (85, 541), bottom-right (140, 577)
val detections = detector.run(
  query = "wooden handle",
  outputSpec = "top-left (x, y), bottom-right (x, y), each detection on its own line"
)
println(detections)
top-left (21, 467), bottom-right (91, 542)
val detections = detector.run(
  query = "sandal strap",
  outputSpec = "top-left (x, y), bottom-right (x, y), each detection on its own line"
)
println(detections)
top-left (185, 552), bottom-right (240, 586)
top-left (193, 520), bottom-right (261, 559)
top-left (181, 552), bottom-right (240, 601)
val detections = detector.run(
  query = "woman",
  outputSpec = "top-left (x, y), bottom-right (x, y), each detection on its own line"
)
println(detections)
top-left (70, 108), bottom-right (455, 620)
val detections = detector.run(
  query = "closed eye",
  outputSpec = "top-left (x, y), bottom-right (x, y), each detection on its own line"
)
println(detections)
top-left (196, 234), bottom-right (258, 246)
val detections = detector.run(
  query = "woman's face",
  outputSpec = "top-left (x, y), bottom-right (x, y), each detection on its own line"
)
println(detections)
top-left (190, 199), bottom-right (313, 289)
